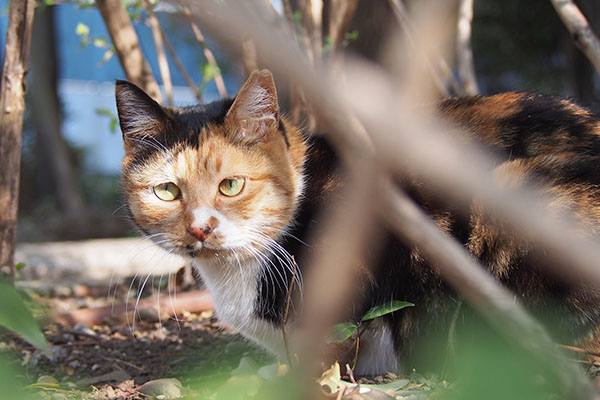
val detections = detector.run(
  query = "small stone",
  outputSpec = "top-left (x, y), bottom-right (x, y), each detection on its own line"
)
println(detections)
top-left (74, 322), bottom-right (98, 337)
top-left (138, 378), bottom-right (183, 399)
top-left (200, 310), bottom-right (214, 319)
top-left (68, 360), bottom-right (81, 370)
top-left (375, 375), bottom-right (385, 384)
top-left (385, 372), bottom-right (398, 380)
top-left (62, 333), bottom-right (75, 342)
top-left (37, 375), bottom-right (58, 384)
top-left (54, 286), bottom-right (72, 297)
top-left (138, 308), bottom-right (161, 322)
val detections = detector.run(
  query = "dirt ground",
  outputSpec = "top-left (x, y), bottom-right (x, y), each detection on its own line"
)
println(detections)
top-left (2, 279), bottom-right (271, 399)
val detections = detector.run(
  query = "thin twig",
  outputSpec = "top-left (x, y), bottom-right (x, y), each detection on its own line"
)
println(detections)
top-left (96, 0), bottom-right (161, 103)
top-left (345, 363), bottom-right (357, 384)
top-left (142, 0), bottom-right (173, 105)
top-left (387, 0), bottom-right (460, 95)
top-left (456, 0), bottom-right (479, 94)
top-left (143, 0), bottom-right (203, 103)
top-left (281, 255), bottom-right (298, 366)
top-left (561, 344), bottom-right (600, 359)
top-left (551, 0), bottom-right (600, 75)
top-left (178, 1), bottom-right (228, 98)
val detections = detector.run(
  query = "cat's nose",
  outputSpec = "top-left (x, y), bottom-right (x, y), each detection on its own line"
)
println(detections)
top-left (188, 225), bottom-right (212, 242)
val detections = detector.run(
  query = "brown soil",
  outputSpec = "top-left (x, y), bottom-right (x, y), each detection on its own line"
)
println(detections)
top-left (1, 281), bottom-right (268, 399)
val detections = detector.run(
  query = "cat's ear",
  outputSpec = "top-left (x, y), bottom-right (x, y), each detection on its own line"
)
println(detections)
top-left (115, 80), bottom-right (169, 153)
top-left (225, 70), bottom-right (279, 144)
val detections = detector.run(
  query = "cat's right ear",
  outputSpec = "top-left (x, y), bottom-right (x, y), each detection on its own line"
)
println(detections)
top-left (115, 80), bottom-right (169, 153)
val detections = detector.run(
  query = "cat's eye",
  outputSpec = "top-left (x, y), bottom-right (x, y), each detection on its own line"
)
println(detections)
top-left (153, 182), bottom-right (181, 201)
top-left (219, 177), bottom-right (245, 197)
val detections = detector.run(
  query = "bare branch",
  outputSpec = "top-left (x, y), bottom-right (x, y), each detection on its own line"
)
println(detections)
top-left (96, 0), bottom-right (161, 103)
top-left (379, 182), bottom-right (595, 399)
top-left (142, 0), bottom-right (173, 105)
top-left (387, 0), bottom-right (460, 96)
top-left (178, 1), bottom-right (228, 98)
top-left (0, 0), bottom-right (35, 279)
top-left (182, 2), bottom-right (599, 397)
top-left (551, 0), bottom-right (600, 75)
top-left (327, 0), bottom-right (359, 64)
top-left (158, 19), bottom-right (204, 103)
top-left (456, 0), bottom-right (479, 94)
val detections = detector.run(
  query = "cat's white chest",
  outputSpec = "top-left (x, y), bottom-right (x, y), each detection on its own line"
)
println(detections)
top-left (191, 257), bottom-right (286, 358)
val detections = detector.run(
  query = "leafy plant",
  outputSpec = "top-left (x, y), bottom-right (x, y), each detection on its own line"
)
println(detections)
top-left (75, 22), bottom-right (114, 66)
top-left (329, 300), bottom-right (414, 343)
top-left (95, 108), bottom-right (119, 133)
top-left (0, 282), bottom-right (48, 352)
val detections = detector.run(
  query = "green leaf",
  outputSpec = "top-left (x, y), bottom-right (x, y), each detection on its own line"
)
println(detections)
top-left (15, 262), bottom-right (25, 271)
top-left (0, 283), bottom-right (48, 352)
top-left (202, 63), bottom-right (220, 83)
top-left (327, 322), bottom-right (357, 343)
top-left (92, 36), bottom-right (108, 48)
top-left (361, 300), bottom-right (414, 322)
top-left (75, 22), bottom-right (89, 37)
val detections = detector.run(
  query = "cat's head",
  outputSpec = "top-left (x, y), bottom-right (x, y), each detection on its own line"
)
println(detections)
top-left (116, 70), bottom-right (306, 261)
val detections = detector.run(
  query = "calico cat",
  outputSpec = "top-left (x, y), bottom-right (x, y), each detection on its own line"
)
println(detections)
top-left (116, 70), bottom-right (600, 376)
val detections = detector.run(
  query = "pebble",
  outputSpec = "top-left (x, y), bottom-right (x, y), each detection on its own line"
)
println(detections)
top-left (37, 375), bottom-right (58, 384)
top-left (385, 372), bottom-right (398, 380)
top-left (138, 378), bottom-right (183, 399)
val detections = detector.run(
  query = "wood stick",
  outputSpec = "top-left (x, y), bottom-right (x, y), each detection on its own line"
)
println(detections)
top-left (456, 0), bottom-right (479, 94)
top-left (142, 0), bottom-right (173, 105)
top-left (0, 0), bottom-right (36, 279)
top-left (96, 0), bottom-right (162, 103)
top-left (551, 0), bottom-right (600, 76)
top-left (51, 290), bottom-right (214, 327)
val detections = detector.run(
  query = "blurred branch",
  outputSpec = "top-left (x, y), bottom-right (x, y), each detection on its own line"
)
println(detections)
top-left (178, 1), bottom-right (228, 98)
top-left (31, 5), bottom-right (87, 222)
top-left (0, 0), bottom-right (35, 279)
top-left (184, 1), bottom-right (599, 397)
top-left (96, 0), bottom-right (162, 103)
top-left (327, 0), bottom-right (359, 66)
top-left (300, 0), bottom-right (323, 65)
top-left (155, 14), bottom-right (204, 103)
top-left (387, 0), bottom-right (460, 96)
top-left (456, 0), bottom-right (479, 94)
top-left (551, 0), bottom-right (600, 75)
top-left (241, 37), bottom-right (258, 74)
top-left (142, 0), bottom-right (173, 106)
top-left (379, 182), bottom-right (595, 399)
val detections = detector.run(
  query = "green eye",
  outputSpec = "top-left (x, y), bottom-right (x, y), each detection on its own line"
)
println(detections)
top-left (153, 182), bottom-right (181, 201)
top-left (219, 177), bottom-right (245, 197)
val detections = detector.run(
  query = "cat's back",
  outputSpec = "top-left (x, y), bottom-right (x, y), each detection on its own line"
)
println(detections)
top-left (439, 92), bottom-right (600, 161)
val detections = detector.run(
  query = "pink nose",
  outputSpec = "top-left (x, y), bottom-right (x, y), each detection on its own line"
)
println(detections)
top-left (188, 225), bottom-right (212, 242)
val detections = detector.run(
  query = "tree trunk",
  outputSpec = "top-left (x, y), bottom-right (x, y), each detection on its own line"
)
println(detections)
top-left (96, 0), bottom-right (162, 103)
top-left (30, 5), bottom-right (87, 223)
top-left (0, 0), bottom-right (36, 280)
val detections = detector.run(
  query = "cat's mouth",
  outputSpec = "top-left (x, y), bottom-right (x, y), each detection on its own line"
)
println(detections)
top-left (183, 242), bottom-right (229, 259)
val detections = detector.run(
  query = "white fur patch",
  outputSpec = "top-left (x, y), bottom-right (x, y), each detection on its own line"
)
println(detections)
top-left (191, 256), bottom-right (286, 358)
top-left (354, 319), bottom-right (399, 376)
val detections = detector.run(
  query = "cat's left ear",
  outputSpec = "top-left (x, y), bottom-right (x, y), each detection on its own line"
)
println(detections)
top-left (225, 69), bottom-right (279, 144)
top-left (115, 80), bottom-right (170, 154)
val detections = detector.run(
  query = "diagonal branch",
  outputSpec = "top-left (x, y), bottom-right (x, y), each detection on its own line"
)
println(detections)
top-left (96, 0), bottom-right (162, 103)
top-left (551, 0), bottom-right (600, 75)
top-left (379, 182), bottom-right (595, 399)
top-left (178, 1), bottom-right (228, 98)
top-left (142, 0), bottom-right (173, 105)
top-left (387, 0), bottom-right (460, 96)
top-left (456, 0), bottom-right (479, 94)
